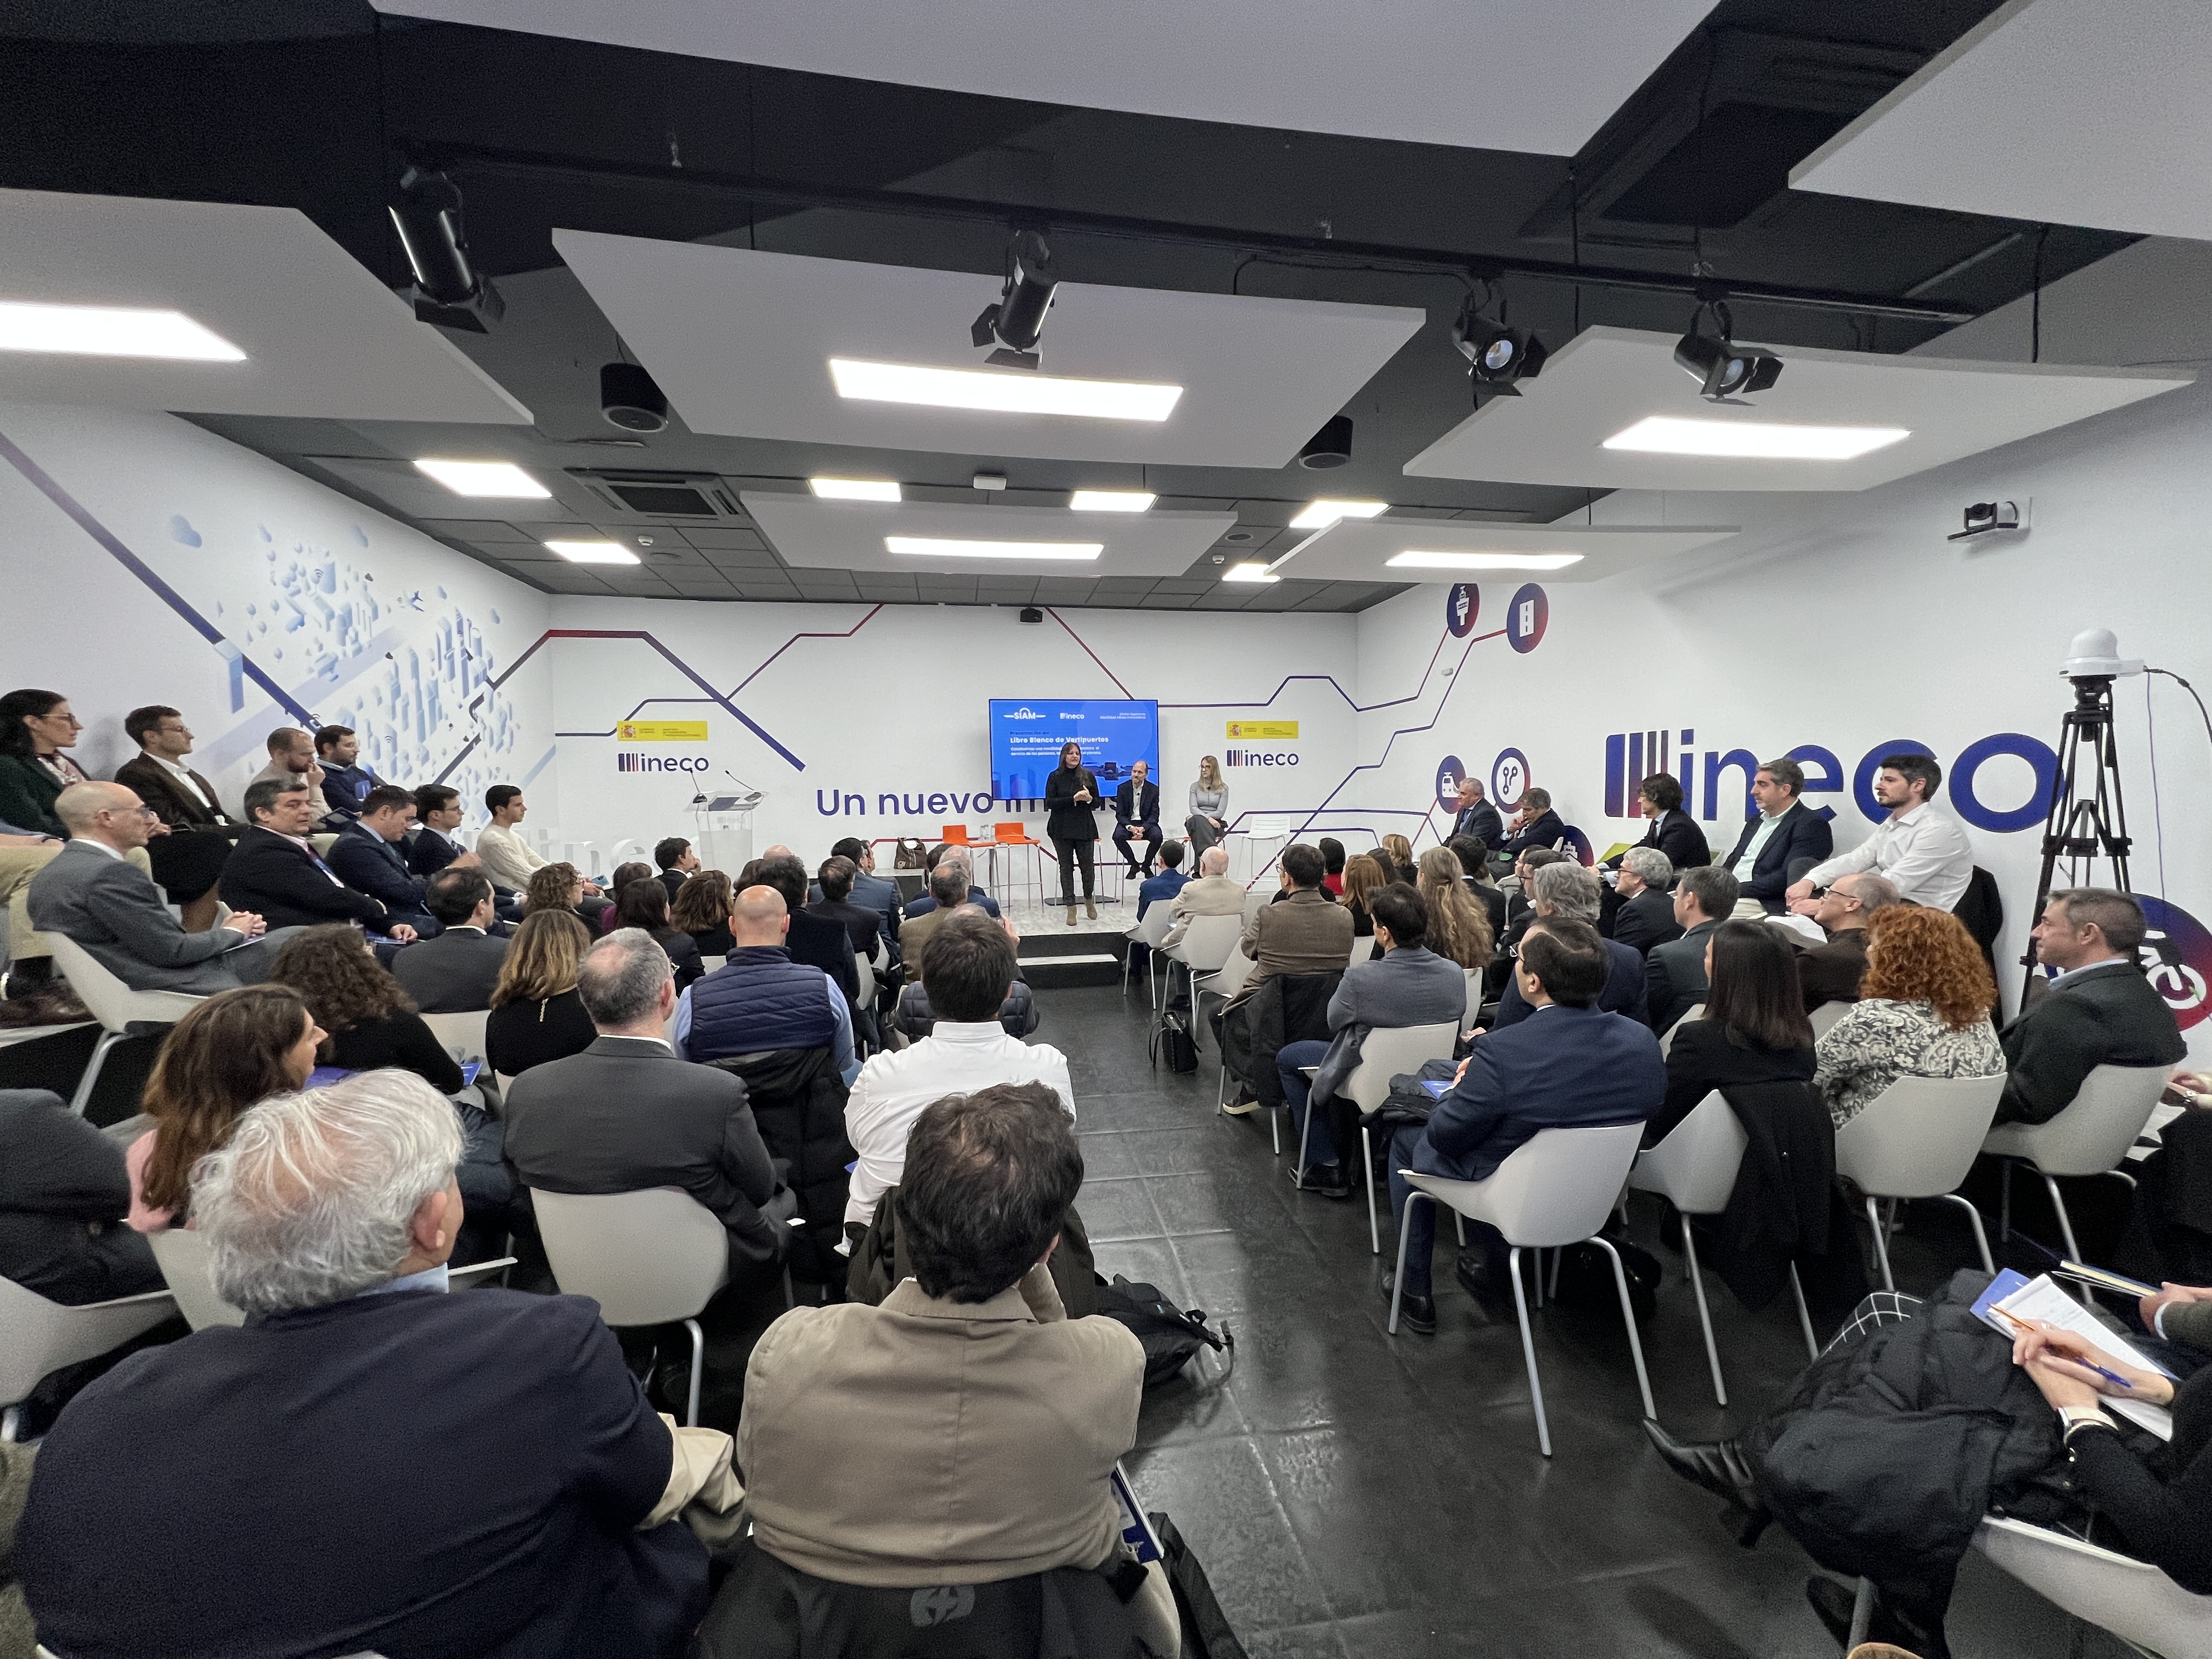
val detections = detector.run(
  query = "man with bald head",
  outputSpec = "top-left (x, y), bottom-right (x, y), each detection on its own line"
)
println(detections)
top-left (1160, 842), bottom-right (1244, 952)
top-left (674, 884), bottom-right (858, 1080)
top-left (26, 782), bottom-right (292, 992)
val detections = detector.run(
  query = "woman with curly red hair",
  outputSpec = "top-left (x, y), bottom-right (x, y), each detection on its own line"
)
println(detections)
top-left (1813, 904), bottom-right (2001, 1127)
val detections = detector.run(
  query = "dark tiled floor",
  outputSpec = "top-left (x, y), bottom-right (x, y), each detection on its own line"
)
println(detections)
top-left (1042, 985), bottom-right (2123, 1659)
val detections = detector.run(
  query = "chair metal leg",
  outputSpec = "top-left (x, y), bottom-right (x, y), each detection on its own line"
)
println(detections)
top-left (1361, 1124), bottom-right (1380, 1256)
top-left (781, 1268), bottom-right (795, 1310)
top-left (1547, 1246), bottom-right (1562, 1301)
top-left (1937, 1192), bottom-right (1996, 1274)
top-left (2041, 1172), bottom-right (2083, 1263)
top-left (1589, 1233), bottom-right (1657, 1423)
top-left (1269, 1104), bottom-right (1281, 1156)
top-left (1682, 1218), bottom-right (1726, 1407)
top-left (0, 1405), bottom-right (19, 1443)
top-left (1866, 1194), bottom-right (1896, 1293)
top-left (1387, 1191), bottom-right (1427, 1337)
top-left (1790, 1262), bottom-right (1820, 1360)
top-left (1508, 1244), bottom-right (1553, 1458)
top-left (683, 1316), bottom-right (706, 1429)
top-left (1847, 1579), bottom-right (1877, 1649)
top-left (68, 1028), bottom-right (126, 1116)
top-left (1291, 1092), bottom-right (1313, 1184)
top-left (1453, 1211), bottom-right (1466, 1247)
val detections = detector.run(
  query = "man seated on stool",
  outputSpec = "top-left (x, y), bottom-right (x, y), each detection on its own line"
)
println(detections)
top-left (1785, 751), bottom-right (1973, 913)
top-left (1112, 760), bottom-right (1163, 877)
top-left (392, 868), bottom-right (510, 1013)
top-left (1607, 847), bottom-right (1680, 956)
top-left (1996, 887), bottom-right (2186, 1124)
top-left (1496, 862), bottom-right (1645, 1024)
top-left (328, 785), bottom-right (457, 938)
top-left (1381, 918), bottom-right (1665, 1333)
top-left (1787, 871), bottom-right (1898, 1011)
top-left (675, 887), bottom-right (859, 1083)
top-left (18, 1070), bottom-right (710, 1659)
top-left (1159, 843), bottom-right (1243, 952)
top-left (731, 1082), bottom-right (1178, 1656)
top-left (1277, 884), bottom-right (1465, 1199)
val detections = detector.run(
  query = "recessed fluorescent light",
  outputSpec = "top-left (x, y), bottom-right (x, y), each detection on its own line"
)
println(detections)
top-left (0, 300), bottom-right (245, 362)
top-left (1222, 561), bottom-right (1280, 584)
top-left (543, 539), bottom-right (641, 566)
top-left (830, 358), bottom-right (1182, 422)
top-left (413, 458), bottom-right (550, 499)
top-left (885, 536), bottom-right (1102, 562)
top-left (1069, 490), bottom-right (1155, 513)
top-left (1386, 551), bottom-right (1585, 572)
top-left (1602, 415), bottom-right (1910, 461)
top-left (809, 477), bottom-right (902, 502)
top-left (1289, 499), bottom-right (1387, 530)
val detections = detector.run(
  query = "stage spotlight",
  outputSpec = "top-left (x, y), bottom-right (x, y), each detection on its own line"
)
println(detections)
top-left (1452, 298), bottom-right (1546, 400)
top-left (1673, 302), bottom-right (1782, 402)
top-left (600, 362), bottom-right (669, 432)
top-left (970, 231), bottom-right (1058, 370)
top-left (1298, 415), bottom-right (1354, 470)
top-left (389, 167), bottom-right (503, 332)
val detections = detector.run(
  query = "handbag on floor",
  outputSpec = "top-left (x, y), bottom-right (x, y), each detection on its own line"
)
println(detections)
top-left (1148, 1513), bottom-right (1247, 1659)
top-left (1149, 1010), bottom-right (1198, 1073)
top-left (1093, 1276), bottom-right (1232, 1387)
top-left (1546, 1236), bottom-right (1661, 1323)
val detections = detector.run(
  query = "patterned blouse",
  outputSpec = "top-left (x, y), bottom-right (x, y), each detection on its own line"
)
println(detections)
top-left (1813, 997), bottom-right (2005, 1128)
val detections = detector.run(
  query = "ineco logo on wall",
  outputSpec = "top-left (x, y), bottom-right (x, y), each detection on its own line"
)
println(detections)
top-left (2141, 896), bottom-right (2212, 1032)
top-left (617, 752), bottom-right (710, 774)
top-left (1223, 748), bottom-right (1299, 768)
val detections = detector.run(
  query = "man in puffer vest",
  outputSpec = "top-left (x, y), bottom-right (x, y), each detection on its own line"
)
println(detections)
top-left (675, 885), bottom-right (859, 1083)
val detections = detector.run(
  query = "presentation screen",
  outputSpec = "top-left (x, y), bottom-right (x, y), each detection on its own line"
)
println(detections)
top-left (990, 699), bottom-right (1160, 803)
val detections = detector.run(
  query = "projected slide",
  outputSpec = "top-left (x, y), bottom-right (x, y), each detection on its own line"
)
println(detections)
top-left (990, 699), bottom-right (1160, 802)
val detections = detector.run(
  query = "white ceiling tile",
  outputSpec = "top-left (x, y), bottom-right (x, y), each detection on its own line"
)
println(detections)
top-left (742, 492), bottom-right (1233, 578)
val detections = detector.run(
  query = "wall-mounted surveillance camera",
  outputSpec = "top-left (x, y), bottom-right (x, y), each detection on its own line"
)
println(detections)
top-left (1018, 606), bottom-right (1044, 623)
top-left (1948, 500), bottom-right (2024, 541)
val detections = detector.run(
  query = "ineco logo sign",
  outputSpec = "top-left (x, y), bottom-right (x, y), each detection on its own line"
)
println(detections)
top-left (1223, 748), bottom-right (1299, 768)
top-left (617, 753), bottom-right (710, 774)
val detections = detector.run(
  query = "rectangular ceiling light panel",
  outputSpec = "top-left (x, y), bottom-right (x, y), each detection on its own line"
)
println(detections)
top-left (1289, 499), bottom-right (1387, 529)
top-left (885, 536), bottom-right (1102, 562)
top-left (830, 358), bottom-right (1182, 422)
top-left (1069, 490), bottom-right (1155, 512)
top-left (544, 539), bottom-right (640, 565)
top-left (0, 300), bottom-right (245, 360)
top-left (1387, 551), bottom-right (1584, 571)
top-left (1222, 562), bottom-right (1280, 583)
top-left (810, 477), bottom-right (902, 501)
top-left (413, 458), bottom-right (550, 498)
top-left (1602, 416), bottom-right (1910, 460)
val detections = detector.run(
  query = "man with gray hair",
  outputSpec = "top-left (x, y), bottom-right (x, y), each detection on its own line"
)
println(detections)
top-left (16, 1070), bottom-right (710, 1659)
top-left (1609, 845), bottom-right (1681, 956)
top-left (505, 928), bottom-right (789, 1271)
top-left (1494, 860), bottom-right (1647, 1026)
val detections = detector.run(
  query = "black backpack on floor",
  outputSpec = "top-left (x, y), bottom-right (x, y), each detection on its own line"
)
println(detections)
top-left (1093, 1276), bottom-right (1232, 1387)
top-left (1149, 1011), bottom-right (1198, 1073)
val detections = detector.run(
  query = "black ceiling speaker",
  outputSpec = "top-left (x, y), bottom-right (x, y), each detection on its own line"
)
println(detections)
top-left (1298, 415), bottom-right (1354, 470)
top-left (1673, 301), bottom-right (1783, 401)
top-left (600, 362), bottom-right (669, 433)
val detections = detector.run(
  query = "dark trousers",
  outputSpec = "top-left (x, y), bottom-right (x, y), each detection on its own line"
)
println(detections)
top-left (1276, 1039), bottom-right (1336, 1166)
top-left (1387, 1124), bottom-right (1507, 1294)
top-left (1112, 820), bottom-right (1161, 872)
top-left (1053, 836), bottom-right (1096, 902)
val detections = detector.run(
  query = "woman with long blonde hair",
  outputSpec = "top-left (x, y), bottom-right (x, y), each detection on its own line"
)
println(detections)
top-left (1418, 846), bottom-right (1494, 970)
top-left (1186, 754), bottom-right (1230, 853)
top-left (485, 909), bottom-right (597, 1078)
top-left (1339, 853), bottom-right (1386, 962)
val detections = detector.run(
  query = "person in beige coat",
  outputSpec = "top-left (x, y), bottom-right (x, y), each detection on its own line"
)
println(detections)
top-left (1159, 843), bottom-right (1245, 952)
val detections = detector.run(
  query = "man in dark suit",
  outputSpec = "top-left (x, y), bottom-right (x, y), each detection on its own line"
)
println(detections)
top-left (757, 851), bottom-right (861, 1009)
top-left (1447, 834), bottom-right (1508, 938)
top-left (901, 843), bottom-right (1001, 921)
top-left (1996, 889), bottom-right (2188, 1125)
top-left (1492, 866), bottom-right (1645, 1025)
top-left (506, 929), bottom-right (791, 1270)
top-left (1716, 757), bottom-right (1835, 915)
top-left (408, 782), bottom-right (523, 923)
top-left (313, 725), bottom-right (386, 821)
top-left (1790, 871), bottom-right (1897, 1011)
top-left (1447, 775), bottom-right (1504, 848)
top-left (1494, 788), bottom-right (1567, 860)
top-left (327, 785), bottom-right (453, 936)
top-left (1381, 918), bottom-right (1665, 1331)
top-left (1609, 847), bottom-right (1683, 956)
top-left (808, 855), bottom-right (885, 960)
top-left (655, 836), bottom-right (699, 905)
top-left (393, 870), bottom-right (510, 1013)
top-left (27, 782), bottom-right (285, 992)
top-left (1111, 759), bottom-right (1163, 877)
top-left (1645, 866), bottom-right (1739, 1034)
top-left (16, 1070), bottom-right (709, 1659)
top-left (1605, 773), bottom-right (1708, 875)
top-left (827, 836), bottom-right (901, 961)
top-left (115, 704), bottom-right (241, 932)
top-left (219, 777), bottom-right (417, 940)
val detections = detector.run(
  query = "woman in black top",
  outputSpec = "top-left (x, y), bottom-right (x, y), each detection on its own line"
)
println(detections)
top-left (669, 867), bottom-right (736, 957)
top-left (616, 878), bottom-right (704, 990)
top-left (1043, 740), bottom-right (1102, 922)
top-left (269, 926), bottom-right (464, 1094)
top-left (484, 910), bottom-right (597, 1078)
top-left (1649, 919), bottom-right (1816, 1143)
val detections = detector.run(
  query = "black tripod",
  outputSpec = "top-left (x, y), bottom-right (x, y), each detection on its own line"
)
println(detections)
top-left (2020, 671), bottom-right (2132, 1004)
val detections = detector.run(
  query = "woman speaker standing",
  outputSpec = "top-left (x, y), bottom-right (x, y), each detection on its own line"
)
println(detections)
top-left (1045, 740), bottom-right (1103, 924)
top-left (1186, 754), bottom-right (1230, 853)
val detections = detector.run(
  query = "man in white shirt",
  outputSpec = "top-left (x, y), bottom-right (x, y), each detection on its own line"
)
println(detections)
top-left (1787, 752), bottom-right (1974, 913)
top-left (1160, 844), bottom-right (1245, 952)
top-left (842, 910), bottom-right (1072, 1230)
top-left (475, 785), bottom-right (607, 917)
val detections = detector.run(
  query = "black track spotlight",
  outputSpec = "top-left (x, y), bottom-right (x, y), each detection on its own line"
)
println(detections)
top-left (1673, 301), bottom-right (1782, 401)
top-left (970, 231), bottom-right (1058, 369)
top-left (389, 166), bottom-right (504, 332)
top-left (1452, 297), bottom-right (1547, 401)
top-left (600, 362), bottom-right (669, 433)
top-left (1297, 415), bottom-right (1355, 470)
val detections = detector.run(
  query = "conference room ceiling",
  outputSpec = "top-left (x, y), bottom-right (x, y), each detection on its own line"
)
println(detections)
top-left (0, 0), bottom-right (2144, 611)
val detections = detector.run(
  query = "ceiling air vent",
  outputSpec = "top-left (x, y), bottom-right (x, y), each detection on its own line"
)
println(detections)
top-left (571, 471), bottom-right (742, 518)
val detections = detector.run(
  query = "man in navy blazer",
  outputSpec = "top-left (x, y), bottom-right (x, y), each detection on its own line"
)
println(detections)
top-left (1382, 917), bottom-right (1664, 1333)
top-left (1715, 758), bottom-right (1834, 914)
top-left (326, 785), bottom-right (450, 937)
top-left (408, 783), bottom-right (524, 922)
top-left (220, 778), bottom-right (417, 940)
top-left (1447, 775), bottom-right (1504, 848)
top-left (1492, 864), bottom-right (1646, 1027)
top-left (1112, 760), bottom-right (1163, 876)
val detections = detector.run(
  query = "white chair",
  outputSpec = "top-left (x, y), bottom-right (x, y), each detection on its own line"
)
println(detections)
top-left (1657, 1003), bottom-right (1705, 1060)
top-left (0, 1273), bottom-right (176, 1440)
top-left (1974, 1514), bottom-right (2212, 1659)
top-left (421, 1009), bottom-right (489, 1063)
top-left (1242, 889), bottom-right (1272, 928)
top-left (530, 1186), bottom-right (731, 1426)
top-left (853, 948), bottom-right (875, 1011)
top-left (1239, 819), bottom-right (1293, 883)
top-left (1628, 1091), bottom-right (1753, 1404)
top-left (1809, 999), bottom-right (1853, 1040)
top-left (43, 934), bottom-right (205, 1115)
top-left (1983, 1064), bottom-right (2171, 1262)
top-left (308, 832), bottom-right (339, 859)
top-left (699, 955), bottom-right (727, 973)
top-left (1122, 905), bottom-right (1175, 1006)
top-left (1835, 1072), bottom-right (2005, 1290)
top-left (1297, 1021), bottom-right (1459, 1256)
top-left (148, 1228), bottom-right (245, 1331)
top-left (1389, 1123), bottom-right (1657, 1456)
top-left (494, 1070), bottom-right (519, 1098)
top-left (1165, 914), bottom-right (1243, 1042)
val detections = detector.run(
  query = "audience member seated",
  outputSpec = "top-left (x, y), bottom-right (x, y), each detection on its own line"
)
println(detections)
top-left (115, 704), bottom-right (241, 933)
top-left (476, 786), bottom-right (608, 917)
top-left (1787, 751), bottom-right (1974, 913)
top-left (1648, 921), bottom-right (1817, 1143)
top-left (729, 1083), bottom-right (1177, 1655)
top-left (1123, 839), bottom-right (1189, 983)
top-left (18, 1071), bottom-right (711, 1659)
top-left (1160, 843), bottom-right (1244, 952)
top-left (1336, 853), bottom-right (1384, 957)
top-left (904, 843), bottom-right (1002, 919)
top-left (654, 836), bottom-right (699, 904)
top-left (407, 782), bottom-right (521, 922)
top-left (616, 876), bottom-right (705, 992)
top-left (826, 836), bottom-right (900, 959)
top-left (245, 725), bottom-right (334, 826)
top-left (600, 860), bottom-right (654, 934)
top-left (1645, 865), bottom-right (1740, 1034)
top-left (1318, 836), bottom-right (1345, 896)
top-left (1717, 757), bottom-right (1834, 915)
top-left (1605, 772), bottom-right (1708, 874)
top-left (271, 926), bottom-right (464, 1094)
top-left (221, 778), bottom-right (415, 940)
top-left (0, 1088), bottom-right (162, 1303)
top-left (889, 959), bottom-right (1039, 1043)
top-left (899, 861), bottom-right (1010, 969)
top-left (485, 910), bottom-right (599, 1079)
top-left (504, 929), bottom-right (789, 1274)
top-left (808, 855), bottom-right (884, 961)
top-left (1495, 864), bottom-right (1646, 1024)
top-left (1111, 759), bottom-right (1163, 877)
top-left (392, 869), bottom-right (509, 1013)
top-left (756, 851), bottom-right (860, 1008)
top-left (1648, 1274), bottom-right (2212, 1659)
top-left (1607, 847), bottom-right (1681, 955)
top-left (1788, 871), bottom-right (1899, 1011)
top-left (1277, 885), bottom-right (1466, 1200)
top-left (1416, 846), bottom-right (1494, 973)
top-left (27, 782), bottom-right (283, 992)
top-left (126, 983), bottom-right (323, 1232)
top-left (1996, 887), bottom-right (2187, 1125)
top-left (312, 724), bottom-right (385, 820)
top-left (672, 866), bottom-right (738, 957)
top-left (1382, 919), bottom-right (1665, 1333)
top-left (525, 860), bottom-right (592, 922)
top-left (1814, 906), bottom-right (2003, 1129)
top-left (1447, 774), bottom-right (1504, 848)
top-left (1448, 833), bottom-right (1508, 936)
top-left (0, 689), bottom-right (90, 840)
top-left (0, 819), bottom-right (66, 994)
top-left (1236, 843), bottom-right (1354, 986)
top-left (326, 785), bottom-right (449, 936)
top-left (1493, 787), bottom-right (1565, 860)
top-left (1362, 844), bottom-right (1404, 886)
top-left (1381, 834), bottom-right (1416, 882)
top-left (675, 887), bottom-right (857, 1081)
